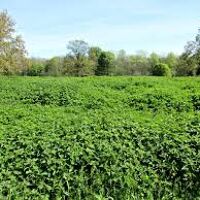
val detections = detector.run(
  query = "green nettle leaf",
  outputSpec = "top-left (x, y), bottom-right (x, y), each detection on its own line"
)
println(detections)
top-left (0, 76), bottom-right (199, 199)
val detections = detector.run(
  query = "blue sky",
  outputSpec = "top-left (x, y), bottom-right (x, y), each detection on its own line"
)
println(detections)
top-left (1, 0), bottom-right (200, 58)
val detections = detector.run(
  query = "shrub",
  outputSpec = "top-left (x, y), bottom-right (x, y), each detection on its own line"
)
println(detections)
top-left (152, 63), bottom-right (171, 76)
top-left (26, 63), bottom-right (45, 76)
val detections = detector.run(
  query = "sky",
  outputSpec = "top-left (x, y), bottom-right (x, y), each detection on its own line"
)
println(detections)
top-left (0, 0), bottom-right (200, 58)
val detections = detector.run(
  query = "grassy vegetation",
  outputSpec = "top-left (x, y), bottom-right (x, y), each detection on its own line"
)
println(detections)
top-left (0, 76), bottom-right (200, 199)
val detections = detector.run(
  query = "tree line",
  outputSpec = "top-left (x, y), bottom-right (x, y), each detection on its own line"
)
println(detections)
top-left (1, 10), bottom-right (200, 77)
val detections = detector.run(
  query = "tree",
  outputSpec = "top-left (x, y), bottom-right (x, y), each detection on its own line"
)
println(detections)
top-left (114, 50), bottom-right (129, 75)
top-left (88, 47), bottom-right (102, 74)
top-left (152, 63), bottom-right (171, 76)
top-left (67, 40), bottom-right (89, 60)
top-left (25, 58), bottom-right (46, 76)
top-left (149, 52), bottom-right (160, 67)
top-left (64, 55), bottom-right (94, 76)
top-left (129, 53), bottom-right (150, 75)
top-left (196, 66), bottom-right (200, 75)
top-left (165, 52), bottom-right (177, 69)
top-left (179, 29), bottom-right (200, 76)
top-left (45, 57), bottom-right (64, 76)
top-left (0, 10), bottom-right (27, 75)
top-left (88, 47), bottom-right (102, 62)
top-left (95, 51), bottom-right (115, 76)
top-left (175, 53), bottom-right (197, 76)
top-left (66, 40), bottom-right (90, 76)
top-left (163, 52), bottom-right (178, 76)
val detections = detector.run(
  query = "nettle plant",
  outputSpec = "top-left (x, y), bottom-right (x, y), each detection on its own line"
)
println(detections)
top-left (0, 76), bottom-right (199, 199)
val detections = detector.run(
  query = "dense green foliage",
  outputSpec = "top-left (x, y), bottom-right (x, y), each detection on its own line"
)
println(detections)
top-left (0, 11), bottom-right (27, 75)
top-left (0, 76), bottom-right (199, 199)
top-left (95, 51), bottom-right (115, 76)
top-left (1, 10), bottom-right (200, 77)
top-left (152, 63), bottom-right (171, 76)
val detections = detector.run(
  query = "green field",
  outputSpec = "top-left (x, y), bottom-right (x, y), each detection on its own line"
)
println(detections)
top-left (0, 76), bottom-right (200, 199)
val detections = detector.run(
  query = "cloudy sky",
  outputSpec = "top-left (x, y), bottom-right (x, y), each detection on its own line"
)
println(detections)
top-left (1, 0), bottom-right (200, 58)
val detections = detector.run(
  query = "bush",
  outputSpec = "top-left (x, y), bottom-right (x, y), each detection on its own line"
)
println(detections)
top-left (152, 63), bottom-right (171, 76)
top-left (26, 63), bottom-right (45, 76)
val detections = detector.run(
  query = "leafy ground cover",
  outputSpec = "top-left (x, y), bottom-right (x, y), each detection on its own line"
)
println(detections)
top-left (0, 76), bottom-right (199, 199)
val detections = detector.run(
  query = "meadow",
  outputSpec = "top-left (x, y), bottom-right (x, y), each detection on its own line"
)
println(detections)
top-left (0, 76), bottom-right (199, 200)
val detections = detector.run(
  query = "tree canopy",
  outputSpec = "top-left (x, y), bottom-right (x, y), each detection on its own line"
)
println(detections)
top-left (0, 10), bottom-right (27, 75)
top-left (0, 10), bottom-right (199, 77)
